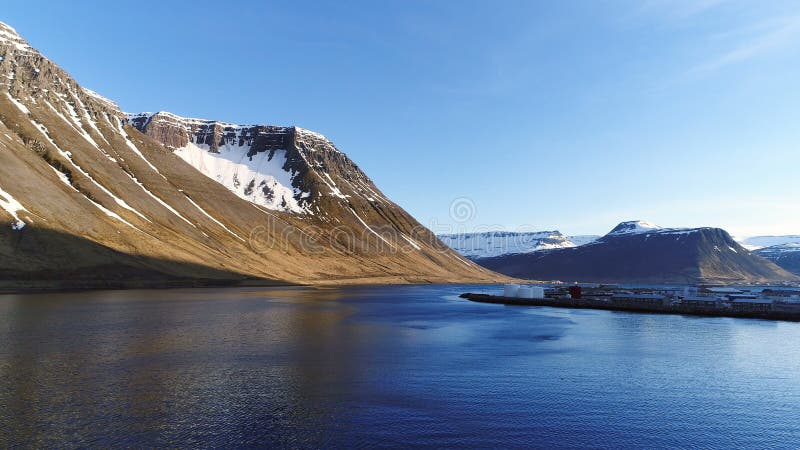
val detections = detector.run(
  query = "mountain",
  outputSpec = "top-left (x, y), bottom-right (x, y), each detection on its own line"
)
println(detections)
top-left (0, 21), bottom-right (500, 290)
top-left (438, 231), bottom-right (575, 259)
top-left (438, 230), bottom-right (598, 260)
top-left (740, 235), bottom-right (800, 275)
top-left (566, 235), bottom-right (600, 246)
top-left (739, 235), bottom-right (800, 250)
top-left (478, 220), bottom-right (798, 284)
top-left (755, 244), bottom-right (800, 275)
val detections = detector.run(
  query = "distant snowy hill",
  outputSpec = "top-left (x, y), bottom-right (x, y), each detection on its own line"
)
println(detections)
top-left (739, 235), bottom-right (800, 250)
top-left (567, 235), bottom-right (600, 247)
top-left (477, 220), bottom-right (798, 284)
top-left (606, 220), bottom-right (663, 235)
top-left (438, 231), bottom-right (598, 260)
top-left (754, 243), bottom-right (800, 275)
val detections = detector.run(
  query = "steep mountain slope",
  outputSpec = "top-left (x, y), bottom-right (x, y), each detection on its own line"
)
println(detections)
top-left (438, 230), bottom-right (593, 260)
top-left (755, 244), bottom-right (800, 275)
top-left (478, 220), bottom-right (798, 284)
top-left (0, 21), bottom-right (499, 289)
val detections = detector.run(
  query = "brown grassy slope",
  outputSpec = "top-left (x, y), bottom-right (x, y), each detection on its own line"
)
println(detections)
top-left (0, 23), bottom-right (506, 287)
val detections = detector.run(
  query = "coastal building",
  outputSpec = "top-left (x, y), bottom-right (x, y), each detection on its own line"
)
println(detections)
top-left (503, 284), bottom-right (545, 299)
top-left (731, 298), bottom-right (773, 313)
top-left (682, 296), bottom-right (723, 309)
top-left (517, 286), bottom-right (546, 299)
top-left (610, 293), bottom-right (669, 308)
top-left (706, 287), bottom-right (745, 295)
top-left (771, 296), bottom-right (800, 313)
top-left (504, 284), bottom-right (520, 297)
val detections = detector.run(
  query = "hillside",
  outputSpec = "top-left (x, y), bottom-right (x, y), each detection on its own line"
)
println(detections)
top-left (755, 244), bottom-right (800, 275)
top-left (0, 21), bottom-right (501, 290)
top-left (478, 220), bottom-right (798, 284)
top-left (740, 235), bottom-right (800, 250)
top-left (438, 231), bottom-right (576, 259)
top-left (438, 231), bottom-right (599, 260)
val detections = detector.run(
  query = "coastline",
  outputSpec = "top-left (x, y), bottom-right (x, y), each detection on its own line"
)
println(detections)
top-left (461, 292), bottom-right (800, 322)
top-left (0, 277), bottom-right (511, 296)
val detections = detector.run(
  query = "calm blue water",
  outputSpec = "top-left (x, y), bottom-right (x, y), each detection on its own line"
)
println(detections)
top-left (1, 284), bottom-right (799, 448)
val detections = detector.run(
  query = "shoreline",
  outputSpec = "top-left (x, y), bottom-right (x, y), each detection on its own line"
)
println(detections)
top-left (461, 293), bottom-right (800, 322)
top-left (0, 278), bottom-right (298, 296)
top-left (0, 278), bottom-right (509, 296)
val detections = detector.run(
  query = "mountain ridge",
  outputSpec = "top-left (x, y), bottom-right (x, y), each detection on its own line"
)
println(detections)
top-left (0, 20), bottom-right (502, 289)
top-left (755, 243), bottom-right (800, 276)
top-left (438, 230), bottom-right (599, 260)
top-left (476, 221), bottom-right (798, 284)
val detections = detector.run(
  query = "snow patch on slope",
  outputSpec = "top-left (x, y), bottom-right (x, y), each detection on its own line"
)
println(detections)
top-left (0, 22), bottom-right (32, 54)
top-left (183, 194), bottom-right (246, 243)
top-left (81, 87), bottom-right (119, 110)
top-left (349, 207), bottom-right (395, 249)
top-left (115, 117), bottom-right (163, 175)
top-left (122, 170), bottom-right (196, 228)
top-left (5, 92), bottom-right (29, 114)
top-left (175, 141), bottom-right (309, 214)
top-left (23, 112), bottom-right (151, 225)
top-left (0, 185), bottom-right (27, 230)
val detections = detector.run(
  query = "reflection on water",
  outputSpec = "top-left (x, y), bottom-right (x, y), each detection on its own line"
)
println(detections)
top-left (1, 285), bottom-right (800, 447)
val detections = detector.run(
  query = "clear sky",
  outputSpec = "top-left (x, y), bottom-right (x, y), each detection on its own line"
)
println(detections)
top-left (3, 0), bottom-right (799, 237)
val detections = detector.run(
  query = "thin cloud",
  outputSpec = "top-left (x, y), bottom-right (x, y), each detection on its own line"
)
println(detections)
top-left (688, 15), bottom-right (800, 75)
top-left (633, 0), bottom-right (729, 21)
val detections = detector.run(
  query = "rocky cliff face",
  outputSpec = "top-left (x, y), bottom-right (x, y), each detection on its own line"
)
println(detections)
top-left (478, 221), bottom-right (798, 284)
top-left (0, 21), bottom-right (500, 289)
top-left (124, 112), bottom-right (394, 217)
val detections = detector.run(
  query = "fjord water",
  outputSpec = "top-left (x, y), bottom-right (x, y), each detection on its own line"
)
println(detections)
top-left (1, 285), bottom-right (799, 448)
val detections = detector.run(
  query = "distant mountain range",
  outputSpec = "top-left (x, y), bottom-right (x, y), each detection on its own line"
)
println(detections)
top-left (732, 235), bottom-right (800, 276)
top-left (437, 231), bottom-right (599, 259)
top-left (442, 221), bottom-right (799, 284)
top-left (754, 244), bottom-right (800, 276)
top-left (739, 235), bottom-right (800, 250)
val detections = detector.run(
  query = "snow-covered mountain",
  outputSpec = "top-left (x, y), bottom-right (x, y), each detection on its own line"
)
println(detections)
top-left (755, 243), bottom-right (800, 275)
top-left (438, 230), bottom-right (582, 259)
top-left (566, 235), bottom-right (600, 247)
top-left (124, 112), bottom-right (385, 216)
top-left (477, 220), bottom-right (798, 284)
top-left (0, 21), bottom-right (500, 289)
top-left (606, 220), bottom-right (662, 235)
top-left (739, 235), bottom-right (800, 250)
top-left (126, 113), bottom-right (312, 214)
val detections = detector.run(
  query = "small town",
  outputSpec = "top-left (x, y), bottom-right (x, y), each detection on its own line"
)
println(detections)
top-left (462, 284), bottom-right (800, 321)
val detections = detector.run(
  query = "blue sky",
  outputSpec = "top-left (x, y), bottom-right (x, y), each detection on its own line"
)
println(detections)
top-left (3, 0), bottom-right (799, 237)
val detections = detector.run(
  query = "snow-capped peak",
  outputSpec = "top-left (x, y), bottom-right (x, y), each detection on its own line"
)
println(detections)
top-left (0, 21), bottom-right (32, 54)
top-left (0, 21), bottom-right (22, 39)
top-left (607, 220), bottom-right (663, 236)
